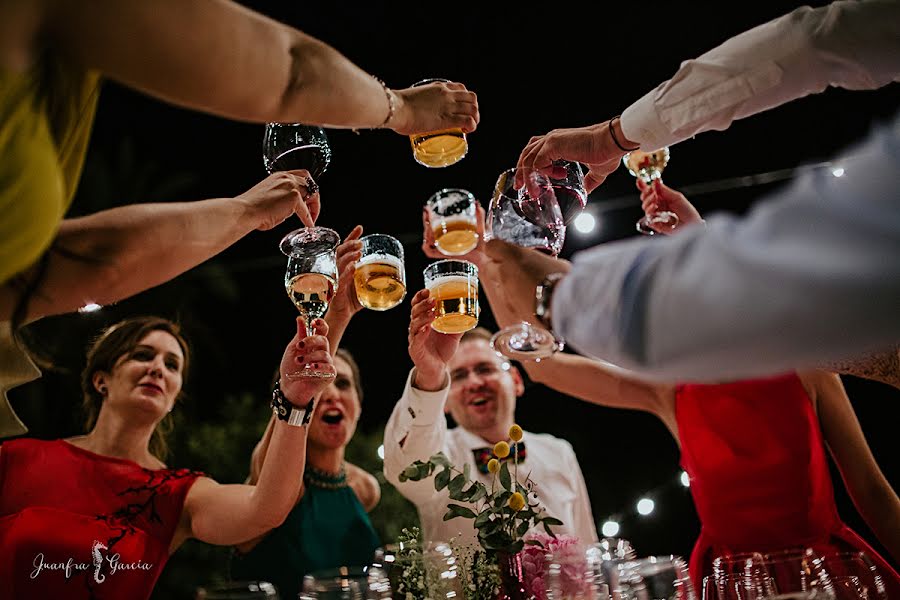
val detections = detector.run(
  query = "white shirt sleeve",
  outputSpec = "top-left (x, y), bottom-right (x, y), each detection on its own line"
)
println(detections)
top-left (552, 113), bottom-right (900, 381)
top-left (564, 441), bottom-right (599, 543)
top-left (382, 368), bottom-right (452, 505)
top-left (620, 0), bottom-right (900, 150)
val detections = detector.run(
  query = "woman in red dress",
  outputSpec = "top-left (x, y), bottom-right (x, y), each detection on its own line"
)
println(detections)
top-left (0, 315), bottom-right (335, 599)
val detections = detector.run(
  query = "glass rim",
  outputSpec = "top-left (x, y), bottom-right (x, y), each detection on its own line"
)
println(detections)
top-left (422, 258), bottom-right (479, 278)
top-left (360, 232), bottom-right (402, 245)
top-left (426, 187), bottom-right (475, 206)
top-left (264, 121), bottom-right (325, 129)
top-left (412, 77), bottom-right (450, 86)
top-left (279, 226), bottom-right (340, 257)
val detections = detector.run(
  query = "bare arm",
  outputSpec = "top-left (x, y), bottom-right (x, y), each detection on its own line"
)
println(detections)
top-left (807, 370), bottom-right (900, 562)
top-left (39, 0), bottom-right (478, 133)
top-left (0, 171), bottom-right (318, 323)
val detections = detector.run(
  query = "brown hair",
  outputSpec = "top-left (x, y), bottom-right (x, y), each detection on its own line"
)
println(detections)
top-left (461, 327), bottom-right (494, 344)
top-left (81, 316), bottom-right (190, 462)
top-left (335, 348), bottom-right (363, 403)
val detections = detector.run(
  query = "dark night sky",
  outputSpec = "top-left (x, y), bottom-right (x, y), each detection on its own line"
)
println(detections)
top-left (11, 0), bottom-right (899, 562)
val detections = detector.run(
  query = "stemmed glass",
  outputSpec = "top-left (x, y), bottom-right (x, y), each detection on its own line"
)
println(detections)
top-left (617, 556), bottom-right (698, 600)
top-left (712, 553), bottom-right (776, 600)
top-left (548, 159), bottom-right (589, 223)
top-left (299, 566), bottom-right (391, 600)
top-left (762, 548), bottom-right (836, 600)
top-left (622, 147), bottom-right (678, 235)
top-left (280, 227), bottom-right (340, 379)
top-left (821, 552), bottom-right (886, 600)
top-left (195, 581), bottom-right (280, 599)
top-left (486, 167), bottom-right (566, 361)
top-left (263, 123), bottom-right (332, 180)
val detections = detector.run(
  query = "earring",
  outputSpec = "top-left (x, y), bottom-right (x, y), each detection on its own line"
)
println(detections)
top-left (98, 385), bottom-right (108, 396)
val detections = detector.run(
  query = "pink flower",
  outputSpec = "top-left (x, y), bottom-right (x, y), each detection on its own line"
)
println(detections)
top-left (520, 533), bottom-right (587, 600)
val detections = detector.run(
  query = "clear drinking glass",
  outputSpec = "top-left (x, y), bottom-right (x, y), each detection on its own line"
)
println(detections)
top-left (622, 147), bottom-right (678, 235)
top-left (408, 78), bottom-right (468, 168)
top-left (354, 234), bottom-right (406, 311)
top-left (426, 188), bottom-right (479, 256)
top-left (547, 543), bottom-right (607, 600)
top-left (263, 123), bottom-right (332, 179)
top-left (281, 227), bottom-right (340, 379)
top-left (712, 553), bottom-right (776, 600)
top-left (299, 566), bottom-right (391, 600)
top-left (195, 581), bottom-right (280, 599)
top-left (423, 259), bottom-right (479, 334)
top-left (762, 548), bottom-right (836, 600)
top-left (617, 556), bottom-right (698, 600)
top-left (821, 552), bottom-right (884, 600)
top-left (421, 542), bottom-right (465, 600)
top-left (486, 167), bottom-right (566, 361)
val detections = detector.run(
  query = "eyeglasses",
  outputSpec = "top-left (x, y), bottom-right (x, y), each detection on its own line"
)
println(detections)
top-left (449, 361), bottom-right (511, 384)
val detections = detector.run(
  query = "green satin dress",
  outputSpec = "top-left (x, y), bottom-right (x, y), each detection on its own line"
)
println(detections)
top-left (231, 464), bottom-right (380, 599)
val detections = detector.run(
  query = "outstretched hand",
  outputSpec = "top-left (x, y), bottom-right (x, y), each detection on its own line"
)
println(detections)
top-left (239, 169), bottom-right (321, 230)
top-left (329, 225), bottom-right (365, 316)
top-left (638, 178), bottom-right (704, 234)
top-left (407, 289), bottom-right (463, 391)
top-left (391, 80), bottom-right (480, 136)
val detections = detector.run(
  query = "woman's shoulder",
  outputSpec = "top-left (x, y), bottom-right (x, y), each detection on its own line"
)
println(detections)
top-left (345, 463), bottom-right (380, 512)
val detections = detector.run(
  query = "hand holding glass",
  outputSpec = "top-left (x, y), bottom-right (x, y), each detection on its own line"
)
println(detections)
top-left (409, 78), bottom-right (468, 168)
top-left (423, 260), bottom-right (479, 334)
top-left (622, 147), bottom-right (678, 235)
top-left (426, 188), bottom-right (480, 256)
top-left (281, 227), bottom-right (339, 379)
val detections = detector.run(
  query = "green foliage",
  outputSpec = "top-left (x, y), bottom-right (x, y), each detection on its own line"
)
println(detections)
top-left (400, 450), bottom-right (560, 555)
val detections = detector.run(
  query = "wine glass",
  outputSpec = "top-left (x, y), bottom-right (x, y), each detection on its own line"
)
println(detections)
top-left (280, 227), bottom-right (340, 379)
top-left (621, 147), bottom-right (678, 235)
top-left (548, 159), bottom-right (588, 224)
top-left (820, 552), bottom-right (885, 600)
top-left (547, 543), bottom-right (607, 600)
top-left (486, 167), bottom-right (566, 361)
top-left (421, 542), bottom-right (465, 599)
top-left (263, 123), bottom-right (332, 180)
top-left (617, 556), bottom-right (698, 600)
top-left (712, 553), bottom-right (776, 600)
top-left (195, 581), bottom-right (280, 599)
top-left (762, 548), bottom-right (836, 600)
top-left (299, 566), bottom-right (391, 600)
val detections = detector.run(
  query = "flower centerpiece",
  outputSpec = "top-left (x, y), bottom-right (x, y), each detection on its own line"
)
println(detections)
top-left (398, 424), bottom-right (564, 599)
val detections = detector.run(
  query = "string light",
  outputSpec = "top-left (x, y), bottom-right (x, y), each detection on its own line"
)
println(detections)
top-left (79, 303), bottom-right (102, 313)
top-left (680, 471), bottom-right (690, 487)
top-left (377, 444), bottom-right (385, 460)
top-left (602, 520), bottom-right (620, 537)
top-left (831, 167), bottom-right (845, 178)
top-left (574, 212), bottom-right (597, 234)
top-left (636, 498), bottom-right (655, 516)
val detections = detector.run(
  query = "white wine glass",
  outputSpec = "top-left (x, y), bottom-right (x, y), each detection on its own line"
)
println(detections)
top-left (622, 147), bottom-right (678, 235)
top-left (486, 167), bottom-right (566, 361)
top-left (280, 227), bottom-right (340, 379)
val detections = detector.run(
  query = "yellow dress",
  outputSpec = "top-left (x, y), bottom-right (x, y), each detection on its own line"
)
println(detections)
top-left (0, 59), bottom-right (101, 437)
top-left (0, 59), bottom-right (101, 284)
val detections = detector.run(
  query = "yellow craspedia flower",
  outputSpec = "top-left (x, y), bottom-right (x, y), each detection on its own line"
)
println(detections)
top-left (508, 492), bottom-right (526, 511)
top-left (493, 441), bottom-right (510, 459)
top-left (508, 424), bottom-right (523, 442)
top-left (487, 458), bottom-right (500, 474)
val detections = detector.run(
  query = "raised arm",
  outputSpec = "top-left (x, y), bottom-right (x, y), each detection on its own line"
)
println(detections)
top-left (806, 370), bottom-right (900, 563)
top-left (382, 289), bottom-right (462, 504)
top-left (0, 171), bottom-right (318, 323)
top-left (323, 226), bottom-right (364, 354)
top-left (180, 317), bottom-right (334, 547)
top-left (37, 0), bottom-right (478, 134)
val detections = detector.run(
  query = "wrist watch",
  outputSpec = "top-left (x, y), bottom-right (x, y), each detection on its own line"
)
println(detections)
top-left (271, 379), bottom-right (315, 427)
top-left (534, 272), bottom-right (566, 331)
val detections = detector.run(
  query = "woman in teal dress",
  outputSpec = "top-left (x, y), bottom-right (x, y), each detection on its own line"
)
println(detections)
top-left (232, 228), bottom-right (381, 598)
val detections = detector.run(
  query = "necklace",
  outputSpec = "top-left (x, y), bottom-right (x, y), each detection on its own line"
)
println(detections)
top-left (304, 462), bottom-right (347, 489)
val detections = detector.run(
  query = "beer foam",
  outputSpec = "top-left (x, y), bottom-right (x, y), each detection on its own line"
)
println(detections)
top-left (425, 274), bottom-right (476, 291)
top-left (356, 253), bottom-right (404, 270)
top-left (434, 214), bottom-right (476, 227)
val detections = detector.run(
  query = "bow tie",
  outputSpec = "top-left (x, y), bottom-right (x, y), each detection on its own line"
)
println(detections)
top-left (472, 441), bottom-right (527, 474)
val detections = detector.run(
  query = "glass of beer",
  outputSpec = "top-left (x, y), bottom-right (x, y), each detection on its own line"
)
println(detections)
top-left (426, 188), bottom-right (479, 256)
top-left (487, 168), bottom-right (566, 361)
top-left (354, 234), bottom-right (407, 311)
top-left (622, 147), bottom-right (678, 235)
top-left (280, 227), bottom-right (340, 379)
top-left (263, 123), bottom-right (332, 180)
top-left (423, 260), bottom-right (479, 334)
top-left (408, 78), bottom-right (468, 168)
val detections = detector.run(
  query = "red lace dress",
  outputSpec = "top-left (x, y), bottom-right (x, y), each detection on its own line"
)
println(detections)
top-left (676, 373), bottom-right (899, 596)
top-left (0, 438), bottom-right (201, 599)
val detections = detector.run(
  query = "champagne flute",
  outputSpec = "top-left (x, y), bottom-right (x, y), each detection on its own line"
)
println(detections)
top-left (622, 147), bottom-right (678, 235)
top-left (486, 167), bottom-right (566, 361)
top-left (195, 581), bottom-right (280, 599)
top-left (280, 227), bottom-right (340, 379)
top-left (263, 123), bottom-right (332, 180)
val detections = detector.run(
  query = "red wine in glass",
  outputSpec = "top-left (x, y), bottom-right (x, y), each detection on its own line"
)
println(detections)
top-left (267, 144), bottom-right (330, 180)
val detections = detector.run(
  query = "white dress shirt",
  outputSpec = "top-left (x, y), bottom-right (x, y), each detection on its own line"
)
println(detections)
top-left (553, 113), bottom-right (900, 381)
top-left (620, 0), bottom-right (900, 150)
top-left (383, 368), bottom-right (598, 546)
